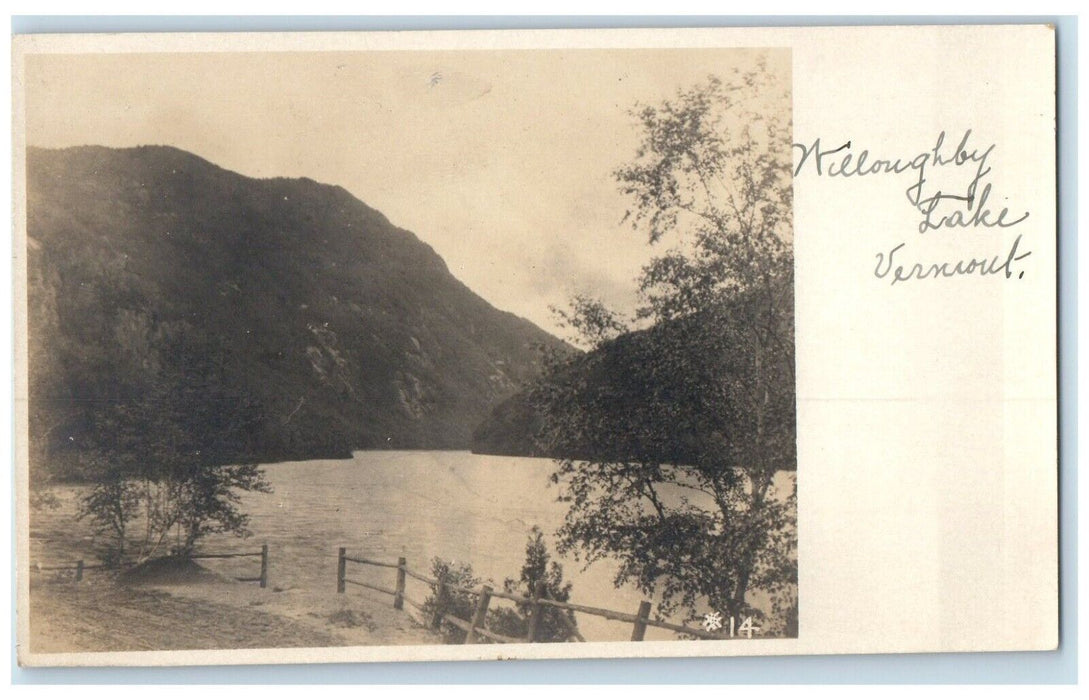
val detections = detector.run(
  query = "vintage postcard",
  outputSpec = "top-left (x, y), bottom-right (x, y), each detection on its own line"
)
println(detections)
top-left (12, 25), bottom-right (1057, 666)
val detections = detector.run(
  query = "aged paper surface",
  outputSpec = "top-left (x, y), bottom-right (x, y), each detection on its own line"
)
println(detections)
top-left (13, 25), bottom-right (1057, 666)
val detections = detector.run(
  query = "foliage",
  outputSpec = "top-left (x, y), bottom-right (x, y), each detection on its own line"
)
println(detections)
top-left (73, 314), bottom-right (271, 565)
top-left (419, 557), bottom-right (482, 643)
top-left (531, 61), bottom-right (797, 632)
top-left (421, 528), bottom-right (579, 644)
top-left (488, 526), bottom-right (580, 643)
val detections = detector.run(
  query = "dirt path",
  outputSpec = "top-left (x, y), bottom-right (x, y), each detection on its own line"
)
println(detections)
top-left (27, 571), bottom-right (440, 654)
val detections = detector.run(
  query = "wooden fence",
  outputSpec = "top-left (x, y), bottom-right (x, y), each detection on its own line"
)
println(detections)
top-left (33, 560), bottom-right (105, 582)
top-left (33, 543), bottom-right (269, 588)
top-left (191, 543), bottom-right (269, 588)
top-left (336, 548), bottom-right (736, 643)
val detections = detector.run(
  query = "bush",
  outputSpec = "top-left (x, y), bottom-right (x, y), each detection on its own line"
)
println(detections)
top-left (422, 528), bottom-right (580, 644)
top-left (419, 558), bottom-right (482, 643)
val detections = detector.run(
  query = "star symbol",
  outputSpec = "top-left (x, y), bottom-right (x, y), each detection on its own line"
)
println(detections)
top-left (702, 611), bottom-right (723, 632)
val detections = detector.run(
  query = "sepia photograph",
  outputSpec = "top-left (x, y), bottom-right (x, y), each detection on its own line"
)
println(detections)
top-left (17, 42), bottom-right (797, 660)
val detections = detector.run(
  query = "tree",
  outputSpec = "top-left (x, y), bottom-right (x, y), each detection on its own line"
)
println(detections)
top-left (74, 313), bottom-right (271, 565)
top-left (489, 526), bottom-right (580, 643)
top-left (532, 62), bottom-right (796, 633)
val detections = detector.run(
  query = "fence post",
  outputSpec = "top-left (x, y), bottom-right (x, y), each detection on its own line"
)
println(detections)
top-left (430, 572), bottom-right (447, 630)
top-left (336, 547), bottom-right (346, 594)
top-left (526, 580), bottom-right (546, 642)
top-left (466, 585), bottom-right (493, 644)
top-left (75, 560), bottom-right (84, 583)
top-left (394, 556), bottom-right (406, 610)
top-left (259, 544), bottom-right (269, 589)
top-left (631, 600), bottom-right (652, 641)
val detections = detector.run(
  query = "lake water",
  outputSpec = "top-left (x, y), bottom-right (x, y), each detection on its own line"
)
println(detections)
top-left (202, 450), bottom-right (794, 642)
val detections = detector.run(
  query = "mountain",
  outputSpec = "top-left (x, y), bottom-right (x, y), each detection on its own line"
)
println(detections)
top-left (26, 144), bottom-right (567, 474)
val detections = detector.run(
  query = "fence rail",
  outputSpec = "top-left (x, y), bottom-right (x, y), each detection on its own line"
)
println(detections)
top-left (337, 548), bottom-right (734, 643)
top-left (33, 544), bottom-right (269, 588)
top-left (192, 544), bottom-right (269, 588)
top-left (33, 560), bottom-right (106, 582)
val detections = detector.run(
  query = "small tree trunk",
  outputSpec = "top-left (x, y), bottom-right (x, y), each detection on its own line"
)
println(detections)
top-left (731, 569), bottom-right (751, 617)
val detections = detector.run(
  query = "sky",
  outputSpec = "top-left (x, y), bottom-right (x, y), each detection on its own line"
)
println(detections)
top-left (23, 48), bottom-right (789, 340)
